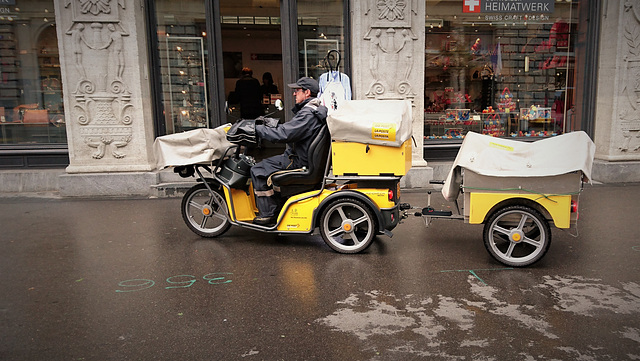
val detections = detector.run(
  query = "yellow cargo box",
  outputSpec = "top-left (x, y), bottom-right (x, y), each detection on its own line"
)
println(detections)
top-left (331, 140), bottom-right (412, 176)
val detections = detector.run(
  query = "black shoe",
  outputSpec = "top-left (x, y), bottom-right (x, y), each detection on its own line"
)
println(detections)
top-left (253, 216), bottom-right (276, 226)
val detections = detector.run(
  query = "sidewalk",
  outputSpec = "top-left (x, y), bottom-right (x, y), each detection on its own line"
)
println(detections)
top-left (0, 160), bottom-right (636, 198)
top-left (0, 161), bottom-right (454, 198)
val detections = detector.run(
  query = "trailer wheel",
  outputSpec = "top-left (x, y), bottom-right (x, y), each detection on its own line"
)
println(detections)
top-left (319, 198), bottom-right (376, 254)
top-left (181, 183), bottom-right (231, 237)
top-left (483, 205), bottom-right (551, 267)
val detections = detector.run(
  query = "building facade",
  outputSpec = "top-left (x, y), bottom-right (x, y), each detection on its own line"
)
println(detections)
top-left (0, 0), bottom-right (638, 196)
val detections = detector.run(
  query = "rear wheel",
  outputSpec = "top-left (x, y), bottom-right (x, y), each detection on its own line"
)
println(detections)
top-left (319, 198), bottom-right (376, 254)
top-left (483, 205), bottom-right (551, 267)
top-left (181, 183), bottom-right (231, 237)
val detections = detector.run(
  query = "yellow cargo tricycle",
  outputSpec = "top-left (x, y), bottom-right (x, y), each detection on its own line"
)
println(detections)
top-left (176, 100), bottom-right (413, 254)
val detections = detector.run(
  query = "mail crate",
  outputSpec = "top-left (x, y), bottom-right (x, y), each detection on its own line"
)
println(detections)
top-left (331, 140), bottom-right (412, 176)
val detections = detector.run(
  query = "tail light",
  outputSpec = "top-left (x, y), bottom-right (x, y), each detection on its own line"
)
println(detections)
top-left (571, 200), bottom-right (579, 220)
top-left (388, 189), bottom-right (394, 201)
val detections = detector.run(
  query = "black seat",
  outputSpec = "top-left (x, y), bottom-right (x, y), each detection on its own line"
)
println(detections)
top-left (270, 125), bottom-right (331, 198)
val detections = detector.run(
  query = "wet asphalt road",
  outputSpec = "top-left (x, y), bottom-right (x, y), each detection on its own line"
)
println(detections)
top-left (1, 183), bottom-right (639, 361)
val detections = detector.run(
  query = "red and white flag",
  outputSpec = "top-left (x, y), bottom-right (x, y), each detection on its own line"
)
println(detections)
top-left (463, 0), bottom-right (481, 13)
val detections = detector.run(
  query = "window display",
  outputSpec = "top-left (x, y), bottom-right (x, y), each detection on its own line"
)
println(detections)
top-left (424, 0), bottom-right (580, 140)
top-left (297, 0), bottom-right (346, 81)
top-left (0, 2), bottom-right (66, 145)
top-left (154, 0), bottom-right (209, 134)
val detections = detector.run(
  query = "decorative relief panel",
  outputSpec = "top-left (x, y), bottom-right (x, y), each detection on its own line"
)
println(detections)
top-left (619, 0), bottom-right (640, 152)
top-left (64, 0), bottom-right (134, 159)
top-left (66, 0), bottom-right (124, 21)
top-left (363, 0), bottom-right (418, 102)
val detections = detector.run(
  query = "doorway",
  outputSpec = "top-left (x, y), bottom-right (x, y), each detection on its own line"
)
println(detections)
top-left (219, 0), bottom-right (284, 125)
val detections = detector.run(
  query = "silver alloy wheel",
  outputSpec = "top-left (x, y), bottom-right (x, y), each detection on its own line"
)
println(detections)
top-left (483, 205), bottom-right (551, 267)
top-left (319, 198), bottom-right (376, 254)
top-left (181, 184), bottom-right (231, 237)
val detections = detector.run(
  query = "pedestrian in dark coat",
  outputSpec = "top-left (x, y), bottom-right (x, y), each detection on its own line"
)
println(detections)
top-left (250, 77), bottom-right (328, 226)
top-left (260, 72), bottom-right (280, 97)
top-left (234, 67), bottom-right (263, 119)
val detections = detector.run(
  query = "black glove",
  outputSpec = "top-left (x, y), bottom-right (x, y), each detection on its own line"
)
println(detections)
top-left (226, 119), bottom-right (258, 147)
top-left (255, 116), bottom-right (279, 128)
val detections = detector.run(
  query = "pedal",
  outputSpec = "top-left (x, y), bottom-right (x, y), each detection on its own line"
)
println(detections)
top-left (422, 207), bottom-right (452, 217)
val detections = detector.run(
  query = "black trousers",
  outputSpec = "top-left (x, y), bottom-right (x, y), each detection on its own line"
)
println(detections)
top-left (250, 154), bottom-right (291, 217)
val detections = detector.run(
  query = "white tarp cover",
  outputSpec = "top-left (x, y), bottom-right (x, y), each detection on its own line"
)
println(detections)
top-left (326, 99), bottom-right (412, 147)
top-left (442, 131), bottom-right (596, 201)
top-left (153, 125), bottom-right (232, 170)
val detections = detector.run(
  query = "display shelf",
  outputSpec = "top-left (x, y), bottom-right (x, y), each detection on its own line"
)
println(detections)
top-left (424, 112), bottom-right (482, 139)
top-left (164, 36), bottom-right (209, 132)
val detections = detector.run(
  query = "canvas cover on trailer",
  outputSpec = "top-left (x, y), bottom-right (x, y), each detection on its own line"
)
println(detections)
top-left (326, 99), bottom-right (412, 147)
top-left (442, 131), bottom-right (596, 201)
top-left (153, 124), bottom-right (232, 170)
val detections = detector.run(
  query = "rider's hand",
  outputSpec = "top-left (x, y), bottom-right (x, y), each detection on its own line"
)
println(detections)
top-left (256, 116), bottom-right (279, 128)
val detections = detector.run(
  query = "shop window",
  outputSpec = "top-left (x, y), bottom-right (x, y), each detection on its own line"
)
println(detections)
top-left (297, 1), bottom-right (348, 82)
top-left (424, 0), bottom-right (580, 140)
top-left (154, 0), bottom-right (209, 135)
top-left (0, 3), bottom-right (66, 145)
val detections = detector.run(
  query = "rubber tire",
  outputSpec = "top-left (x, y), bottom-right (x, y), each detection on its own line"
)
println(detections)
top-left (319, 198), bottom-right (376, 254)
top-left (181, 183), bottom-right (231, 238)
top-left (483, 205), bottom-right (551, 267)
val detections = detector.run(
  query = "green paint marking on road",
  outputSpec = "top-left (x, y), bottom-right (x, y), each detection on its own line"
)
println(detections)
top-left (469, 270), bottom-right (486, 285)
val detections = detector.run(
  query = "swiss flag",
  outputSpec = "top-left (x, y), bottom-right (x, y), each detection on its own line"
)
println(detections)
top-left (463, 0), bottom-right (481, 13)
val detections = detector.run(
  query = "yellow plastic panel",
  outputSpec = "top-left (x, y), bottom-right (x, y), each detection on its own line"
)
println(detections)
top-left (277, 190), bottom-right (333, 232)
top-left (224, 187), bottom-right (256, 222)
top-left (332, 140), bottom-right (412, 176)
top-left (469, 192), bottom-right (572, 228)
top-left (358, 189), bottom-right (395, 209)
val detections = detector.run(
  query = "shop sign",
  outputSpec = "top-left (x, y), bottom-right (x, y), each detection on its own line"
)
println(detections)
top-left (0, 0), bottom-right (16, 5)
top-left (463, 0), bottom-right (554, 14)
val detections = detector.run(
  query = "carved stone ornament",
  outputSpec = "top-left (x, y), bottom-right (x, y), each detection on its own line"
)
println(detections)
top-left (64, 0), bottom-right (124, 23)
top-left (363, 0), bottom-right (417, 102)
top-left (620, 0), bottom-right (640, 152)
top-left (64, 0), bottom-right (134, 159)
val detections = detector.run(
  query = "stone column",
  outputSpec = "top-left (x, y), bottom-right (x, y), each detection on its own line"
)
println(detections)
top-left (54, 0), bottom-right (155, 174)
top-left (53, 0), bottom-right (158, 196)
top-left (351, 0), bottom-right (432, 188)
top-left (593, 0), bottom-right (640, 182)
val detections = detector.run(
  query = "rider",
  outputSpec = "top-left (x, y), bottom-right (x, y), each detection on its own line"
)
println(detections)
top-left (251, 77), bottom-right (328, 226)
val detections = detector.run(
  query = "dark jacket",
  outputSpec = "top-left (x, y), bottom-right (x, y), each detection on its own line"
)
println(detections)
top-left (255, 98), bottom-right (327, 169)
top-left (234, 75), bottom-right (263, 119)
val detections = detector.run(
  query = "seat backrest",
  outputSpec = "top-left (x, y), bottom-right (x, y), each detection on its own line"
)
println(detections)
top-left (270, 124), bottom-right (331, 190)
top-left (303, 124), bottom-right (331, 184)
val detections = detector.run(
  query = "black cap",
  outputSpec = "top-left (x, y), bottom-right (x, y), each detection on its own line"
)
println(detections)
top-left (287, 77), bottom-right (319, 95)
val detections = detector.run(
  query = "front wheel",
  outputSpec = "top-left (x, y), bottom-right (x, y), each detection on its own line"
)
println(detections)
top-left (181, 183), bottom-right (231, 237)
top-left (483, 205), bottom-right (551, 267)
top-left (319, 198), bottom-right (376, 254)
